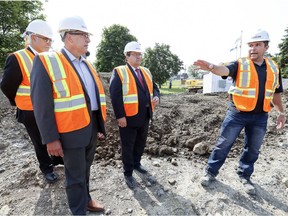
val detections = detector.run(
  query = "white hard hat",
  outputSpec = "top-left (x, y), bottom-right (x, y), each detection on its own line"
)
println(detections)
top-left (124, 41), bottom-right (142, 54)
top-left (23, 19), bottom-right (53, 39)
top-left (247, 29), bottom-right (270, 43)
top-left (58, 16), bottom-right (91, 34)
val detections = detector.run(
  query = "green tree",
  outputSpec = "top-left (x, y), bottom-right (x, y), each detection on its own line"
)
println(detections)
top-left (277, 26), bottom-right (288, 78)
top-left (187, 64), bottom-right (200, 78)
top-left (187, 64), bottom-right (208, 79)
top-left (95, 24), bottom-right (137, 72)
top-left (142, 43), bottom-right (183, 87)
top-left (0, 0), bottom-right (45, 70)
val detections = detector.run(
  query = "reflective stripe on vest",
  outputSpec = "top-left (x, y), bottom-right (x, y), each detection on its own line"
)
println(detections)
top-left (84, 60), bottom-right (107, 122)
top-left (14, 49), bottom-right (34, 110)
top-left (43, 54), bottom-right (70, 98)
top-left (17, 85), bottom-right (30, 96)
top-left (228, 86), bottom-right (256, 98)
top-left (117, 66), bottom-right (138, 104)
top-left (54, 94), bottom-right (86, 112)
top-left (266, 59), bottom-right (279, 96)
top-left (238, 57), bottom-right (250, 87)
top-left (15, 49), bottom-right (33, 79)
top-left (228, 57), bottom-right (279, 112)
top-left (265, 89), bottom-right (274, 99)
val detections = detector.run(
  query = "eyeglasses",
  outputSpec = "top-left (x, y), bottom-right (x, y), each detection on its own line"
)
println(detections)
top-left (68, 32), bottom-right (90, 39)
top-left (130, 53), bottom-right (142, 58)
top-left (34, 35), bottom-right (53, 43)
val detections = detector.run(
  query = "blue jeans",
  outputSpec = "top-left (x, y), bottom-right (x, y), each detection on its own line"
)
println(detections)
top-left (206, 110), bottom-right (268, 180)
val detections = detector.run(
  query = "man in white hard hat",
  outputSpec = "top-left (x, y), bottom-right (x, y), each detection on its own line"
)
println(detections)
top-left (110, 41), bottom-right (160, 189)
top-left (1, 19), bottom-right (63, 183)
top-left (30, 16), bottom-right (106, 215)
top-left (193, 29), bottom-right (285, 195)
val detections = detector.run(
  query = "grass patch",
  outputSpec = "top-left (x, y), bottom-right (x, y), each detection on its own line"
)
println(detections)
top-left (159, 80), bottom-right (186, 94)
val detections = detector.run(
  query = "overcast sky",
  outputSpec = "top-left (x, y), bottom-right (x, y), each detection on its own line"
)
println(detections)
top-left (43, 0), bottom-right (288, 69)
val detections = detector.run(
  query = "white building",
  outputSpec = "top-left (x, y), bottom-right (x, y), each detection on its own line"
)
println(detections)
top-left (203, 73), bottom-right (288, 94)
top-left (203, 73), bottom-right (232, 94)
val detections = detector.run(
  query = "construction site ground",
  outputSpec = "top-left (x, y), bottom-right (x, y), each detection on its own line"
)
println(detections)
top-left (0, 73), bottom-right (288, 216)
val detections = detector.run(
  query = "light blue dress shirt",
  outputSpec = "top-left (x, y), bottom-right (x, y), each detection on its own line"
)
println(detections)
top-left (63, 48), bottom-right (99, 111)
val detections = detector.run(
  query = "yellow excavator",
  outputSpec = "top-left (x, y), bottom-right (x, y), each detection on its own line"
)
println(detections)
top-left (184, 78), bottom-right (203, 93)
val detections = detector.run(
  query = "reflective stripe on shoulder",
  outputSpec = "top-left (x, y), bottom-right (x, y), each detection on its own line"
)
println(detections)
top-left (15, 50), bottom-right (33, 79)
top-left (43, 53), bottom-right (67, 80)
top-left (43, 53), bottom-right (70, 98)
top-left (266, 59), bottom-right (279, 90)
top-left (238, 58), bottom-right (251, 87)
top-left (140, 66), bottom-right (152, 80)
top-left (117, 66), bottom-right (130, 95)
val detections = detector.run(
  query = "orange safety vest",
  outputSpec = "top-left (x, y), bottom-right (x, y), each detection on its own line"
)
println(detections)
top-left (14, 48), bottom-right (35, 110)
top-left (228, 57), bottom-right (279, 112)
top-left (115, 65), bottom-right (154, 116)
top-left (38, 52), bottom-right (106, 133)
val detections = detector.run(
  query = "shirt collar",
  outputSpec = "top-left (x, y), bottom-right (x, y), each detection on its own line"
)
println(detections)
top-left (63, 47), bottom-right (85, 62)
top-left (131, 66), bottom-right (139, 72)
top-left (28, 45), bottom-right (38, 55)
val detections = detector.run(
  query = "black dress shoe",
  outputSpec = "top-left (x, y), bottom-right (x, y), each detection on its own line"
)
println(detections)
top-left (124, 176), bottom-right (136, 189)
top-left (44, 172), bottom-right (59, 183)
top-left (134, 165), bottom-right (148, 174)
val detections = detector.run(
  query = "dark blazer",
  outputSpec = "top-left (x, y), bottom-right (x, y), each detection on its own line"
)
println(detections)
top-left (109, 63), bottom-right (160, 127)
top-left (30, 49), bottom-right (105, 148)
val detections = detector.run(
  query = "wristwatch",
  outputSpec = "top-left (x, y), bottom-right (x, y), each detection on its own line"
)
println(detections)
top-left (208, 64), bottom-right (215, 71)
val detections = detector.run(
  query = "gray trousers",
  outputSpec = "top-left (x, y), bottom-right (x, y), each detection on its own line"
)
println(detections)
top-left (63, 112), bottom-right (98, 215)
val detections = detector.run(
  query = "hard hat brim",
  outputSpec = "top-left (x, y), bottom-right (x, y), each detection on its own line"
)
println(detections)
top-left (247, 39), bottom-right (270, 43)
top-left (58, 29), bottom-right (92, 36)
top-left (124, 50), bottom-right (142, 53)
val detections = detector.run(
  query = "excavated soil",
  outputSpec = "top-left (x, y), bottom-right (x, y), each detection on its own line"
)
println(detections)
top-left (0, 73), bottom-right (288, 216)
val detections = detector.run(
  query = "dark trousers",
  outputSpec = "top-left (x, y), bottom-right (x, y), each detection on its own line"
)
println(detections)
top-left (63, 112), bottom-right (98, 215)
top-left (22, 112), bottom-right (63, 174)
top-left (119, 118), bottom-right (149, 176)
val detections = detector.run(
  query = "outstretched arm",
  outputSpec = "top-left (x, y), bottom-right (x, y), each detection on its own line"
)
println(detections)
top-left (193, 60), bottom-right (230, 77)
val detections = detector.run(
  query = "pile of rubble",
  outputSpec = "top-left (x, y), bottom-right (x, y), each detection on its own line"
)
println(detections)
top-left (97, 73), bottom-right (286, 165)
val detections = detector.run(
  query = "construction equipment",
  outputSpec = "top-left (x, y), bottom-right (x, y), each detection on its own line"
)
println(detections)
top-left (184, 78), bottom-right (203, 93)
